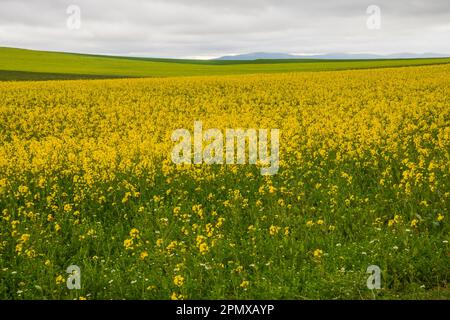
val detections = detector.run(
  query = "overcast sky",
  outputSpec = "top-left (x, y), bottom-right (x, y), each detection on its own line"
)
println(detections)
top-left (0, 0), bottom-right (449, 58)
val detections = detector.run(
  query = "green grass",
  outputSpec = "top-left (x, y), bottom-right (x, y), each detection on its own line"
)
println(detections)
top-left (0, 70), bottom-right (122, 81)
top-left (1, 47), bottom-right (450, 81)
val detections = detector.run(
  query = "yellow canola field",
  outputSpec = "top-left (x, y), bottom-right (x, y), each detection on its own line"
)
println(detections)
top-left (0, 64), bottom-right (448, 299)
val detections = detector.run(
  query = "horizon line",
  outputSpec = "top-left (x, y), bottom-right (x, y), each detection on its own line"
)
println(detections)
top-left (2, 45), bottom-right (450, 61)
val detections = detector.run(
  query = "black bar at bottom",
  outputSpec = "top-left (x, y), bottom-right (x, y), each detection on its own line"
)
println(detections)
top-left (0, 300), bottom-right (447, 318)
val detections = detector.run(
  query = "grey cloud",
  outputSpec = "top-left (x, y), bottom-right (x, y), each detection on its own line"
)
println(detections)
top-left (0, 0), bottom-right (449, 58)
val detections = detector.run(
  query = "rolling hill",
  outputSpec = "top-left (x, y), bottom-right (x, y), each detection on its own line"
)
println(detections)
top-left (2, 47), bottom-right (450, 81)
top-left (215, 52), bottom-right (450, 60)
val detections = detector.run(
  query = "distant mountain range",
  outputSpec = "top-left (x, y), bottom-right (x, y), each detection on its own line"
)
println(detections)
top-left (215, 52), bottom-right (450, 60)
